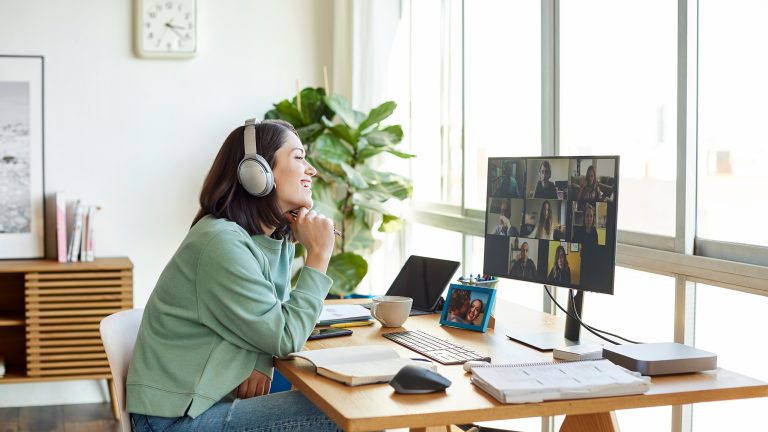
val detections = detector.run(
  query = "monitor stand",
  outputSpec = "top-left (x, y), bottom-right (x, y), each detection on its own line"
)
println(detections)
top-left (506, 288), bottom-right (584, 351)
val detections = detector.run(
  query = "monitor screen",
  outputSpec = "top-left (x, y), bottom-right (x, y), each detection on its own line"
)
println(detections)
top-left (483, 156), bottom-right (619, 295)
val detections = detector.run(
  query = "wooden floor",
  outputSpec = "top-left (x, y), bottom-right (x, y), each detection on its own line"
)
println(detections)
top-left (0, 403), bottom-right (120, 432)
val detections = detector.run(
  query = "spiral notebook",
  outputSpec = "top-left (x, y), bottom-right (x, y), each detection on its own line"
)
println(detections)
top-left (470, 359), bottom-right (651, 404)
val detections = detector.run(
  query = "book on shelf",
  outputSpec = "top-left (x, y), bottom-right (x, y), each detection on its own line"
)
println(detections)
top-left (64, 200), bottom-right (100, 263)
top-left (288, 345), bottom-right (436, 386)
top-left (55, 191), bottom-right (67, 263)
top-left (470, 358), bottom-right (651, 404)
top-left (0, 355), bottom-right (5, 377)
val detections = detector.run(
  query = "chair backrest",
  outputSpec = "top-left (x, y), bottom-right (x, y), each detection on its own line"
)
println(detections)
top-left (100, 308), bottom-right (144, 432)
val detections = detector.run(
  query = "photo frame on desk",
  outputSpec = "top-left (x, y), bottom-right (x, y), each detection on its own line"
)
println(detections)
top-left (0, 55), bottom-right (45, 259)
top-left (440, 284), bottom-right (496, 333)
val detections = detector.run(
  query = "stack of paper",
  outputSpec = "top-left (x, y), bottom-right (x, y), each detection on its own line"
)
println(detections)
top-left (471, 359), bottom-right (651, 404)
top-left (317, 304), bottom-right (372, 326)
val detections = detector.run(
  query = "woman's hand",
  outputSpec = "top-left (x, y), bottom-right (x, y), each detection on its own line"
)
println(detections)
top-left (236, 370), bottom-right (271, 399)
top-left (289, 207), bottom-right (335, 273)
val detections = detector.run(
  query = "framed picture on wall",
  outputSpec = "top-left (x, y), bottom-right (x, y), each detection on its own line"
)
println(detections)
top-left (0, 55), bottom-right (45, 259)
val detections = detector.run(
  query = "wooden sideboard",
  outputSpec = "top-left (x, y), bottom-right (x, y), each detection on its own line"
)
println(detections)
top-left (0, 257), bottom-right (132, 415)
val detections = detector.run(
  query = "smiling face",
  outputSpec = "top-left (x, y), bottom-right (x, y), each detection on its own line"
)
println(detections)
top-left (271, 132), bottom-right (317, 213)
top-left (466, 299), bottom-right (483, 322)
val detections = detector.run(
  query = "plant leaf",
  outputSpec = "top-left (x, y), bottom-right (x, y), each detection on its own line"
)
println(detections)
top-left (325, 94), bottom-right (360, 128)
top-left (315, 134), bottom-right (353, 164)
top-left (359, 167), bottom-right (413, 200)
top-left (297, 124), bottom-right (324, 144)
top-left (326, 252), bottom-right (368, 296)
top-left (385, 148), bottom-right (417, 159)
top-left (340, 162), bottom-right (369, 189)
top-left (297, 87), bottom-right (329, 124)
top-left (310, 180), bottom-right (344, 224)
top-left (273, 100), bottom-right (305, 126)
top-left (365, 130), bottom-right (400, 147)
top-left (378, 215), bottom-right (403, 233)
top-left (327, 123), bottom-right (359, 146)
top-left (359, 101), bottom-right (397, 132)
top-left (343, 216), bottom-right (375, 252)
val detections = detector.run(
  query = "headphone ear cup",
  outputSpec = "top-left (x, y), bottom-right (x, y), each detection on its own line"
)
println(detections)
top-left (238, 154), bottom-right (274, 197)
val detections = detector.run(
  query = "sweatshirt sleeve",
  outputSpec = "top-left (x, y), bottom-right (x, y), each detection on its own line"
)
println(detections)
top-left (196, 229), bottom-right (332, 357)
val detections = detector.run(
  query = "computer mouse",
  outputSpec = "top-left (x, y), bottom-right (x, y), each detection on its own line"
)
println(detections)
top-left (462, 360), bottom-right (491, 373)
top-left (389, 365), bottom-right (452, 394)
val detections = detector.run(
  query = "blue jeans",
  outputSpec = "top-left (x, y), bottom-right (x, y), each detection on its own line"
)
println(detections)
top-left (130, 391), bottom-right (342, 432)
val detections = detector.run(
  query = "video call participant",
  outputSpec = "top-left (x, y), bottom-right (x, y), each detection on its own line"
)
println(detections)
top-left (491, 199), bottom-right (520, 237)
top-left (494, 160), bottom-right (521, 198)
top-left (573, 203), bottom-right (599, 287)
top-left (577, 165), bottom-right (603, 202)
top-left (127, 120), bottom-right (342, 432)
top-left (510, 241), bottom-right (538, 279)
top-left (528, 200), bottom-right (561, 240)
top-left (547, 245), bottom-right (572, 285)
top-left (533, 160), bottom-right (557, 199)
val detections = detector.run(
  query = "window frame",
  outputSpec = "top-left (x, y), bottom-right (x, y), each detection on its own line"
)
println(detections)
top-left (402, 1), bottom-right (768, 430)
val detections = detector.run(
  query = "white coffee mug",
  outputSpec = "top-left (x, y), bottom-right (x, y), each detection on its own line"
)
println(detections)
top-left (371, 296), bottom-right (413, 327)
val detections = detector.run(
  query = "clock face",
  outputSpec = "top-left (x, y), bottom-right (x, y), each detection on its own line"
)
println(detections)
top-left (136, 0), bottom-right (197, 57)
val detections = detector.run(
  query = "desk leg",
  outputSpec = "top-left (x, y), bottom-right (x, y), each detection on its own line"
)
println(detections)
top-left (560, 412), bottom-right (618, 432)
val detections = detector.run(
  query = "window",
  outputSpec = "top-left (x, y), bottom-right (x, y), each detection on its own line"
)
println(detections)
top-left (397, 1), bottom-right (768, 430)
top-left (697, 0), bottom-right (768, 248)
top-left (464, 0), bottom-right (541, 210)
top-left (693, 284), bottom-right (768, 431)
top-left (559, 0), bottom-right (678, 236)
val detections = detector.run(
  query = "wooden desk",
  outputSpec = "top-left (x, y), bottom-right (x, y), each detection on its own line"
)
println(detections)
top-left (275, 301), bottom-right (768, 432)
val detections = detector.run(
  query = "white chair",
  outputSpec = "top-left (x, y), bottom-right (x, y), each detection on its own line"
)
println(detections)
top-left (100, 308), bottom-right (144, 432)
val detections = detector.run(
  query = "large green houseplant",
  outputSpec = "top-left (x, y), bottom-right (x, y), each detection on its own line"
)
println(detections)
top-left (265, 88), bottom-right (414, 296)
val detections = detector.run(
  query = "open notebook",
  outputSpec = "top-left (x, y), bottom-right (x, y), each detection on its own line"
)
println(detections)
top-left (470, 359), bottom-right (651, 404)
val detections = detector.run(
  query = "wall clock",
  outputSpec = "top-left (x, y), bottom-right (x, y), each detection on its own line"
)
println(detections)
top-left (134, 0), bottom-right (197, 58)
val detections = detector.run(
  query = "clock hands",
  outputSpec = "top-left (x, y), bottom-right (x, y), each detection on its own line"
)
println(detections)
top-left (164, 21), bottom-right (189, 40)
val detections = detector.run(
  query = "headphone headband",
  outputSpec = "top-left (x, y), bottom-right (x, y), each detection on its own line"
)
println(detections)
top-left (243, 118), bottom-right (259, 155)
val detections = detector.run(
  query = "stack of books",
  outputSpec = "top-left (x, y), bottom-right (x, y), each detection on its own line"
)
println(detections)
top-left (53, 191), bottom-right (100, 263)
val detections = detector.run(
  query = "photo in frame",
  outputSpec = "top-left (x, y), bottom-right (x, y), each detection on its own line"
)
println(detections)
top-left (0, 55), bottom-right (45, 259)
top-left (440, 284), bottom-right (496, 333)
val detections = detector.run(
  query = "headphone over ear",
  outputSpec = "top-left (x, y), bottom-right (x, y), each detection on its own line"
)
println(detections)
top-left (237, 118), bottom-right (274, 197)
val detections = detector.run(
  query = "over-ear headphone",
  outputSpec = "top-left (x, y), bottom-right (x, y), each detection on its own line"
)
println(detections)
top-left (237, 118), bottom-right (274, 197)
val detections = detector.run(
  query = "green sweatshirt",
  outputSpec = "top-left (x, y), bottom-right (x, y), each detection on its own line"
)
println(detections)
top-left (126, 215), bottom-right (332, 418)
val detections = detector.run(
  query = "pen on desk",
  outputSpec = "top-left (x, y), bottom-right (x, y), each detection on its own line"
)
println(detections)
top-left (329, 321), bottom-right (374, 328)
top-left (288, 210), bottom-right (341, 237)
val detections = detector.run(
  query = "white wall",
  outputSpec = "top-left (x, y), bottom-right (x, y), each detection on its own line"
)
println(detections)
top-left (0, 0), bottom-right (335, 407)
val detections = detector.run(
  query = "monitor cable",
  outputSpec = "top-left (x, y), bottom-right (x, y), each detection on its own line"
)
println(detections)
top-left (544, 286), bottom-right (643, 345)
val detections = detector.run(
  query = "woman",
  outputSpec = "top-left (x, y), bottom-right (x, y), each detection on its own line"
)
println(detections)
top-left (574, 203), bottom-right (598, 287)
top-left (528, 200), bottom-right (556, 240)
top-left (533, 160), bottom-right (557, 199)
top-left (577, 165), bottom-right (603, 201)
top-left (465, 298), bottom-right (485, 326)
top-left (547, 245), bottom-right (571, 285)
top-left (126, 119), bottom-right (342, 432)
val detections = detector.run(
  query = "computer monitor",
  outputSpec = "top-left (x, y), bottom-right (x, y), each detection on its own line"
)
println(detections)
top-left (483, 156), bottom-right (620, 351)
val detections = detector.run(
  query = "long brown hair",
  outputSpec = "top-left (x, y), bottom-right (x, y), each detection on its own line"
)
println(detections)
top-left (192, 119), bottom-right (299, 236)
